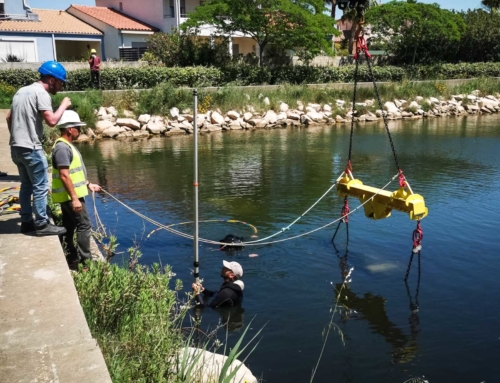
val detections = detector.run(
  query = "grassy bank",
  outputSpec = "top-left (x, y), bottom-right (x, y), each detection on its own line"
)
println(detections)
top-left (47, 78), bottom-right (500, 127)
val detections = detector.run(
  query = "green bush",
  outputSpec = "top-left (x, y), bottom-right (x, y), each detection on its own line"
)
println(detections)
top-left (73, 260), bottom-right (187, 382)
top-left (1, 62), bottom-right (500, 93)
top-left (0, 82), bottom-right (16, 108)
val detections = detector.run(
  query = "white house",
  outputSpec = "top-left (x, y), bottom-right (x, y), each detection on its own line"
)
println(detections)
top-left (67, 5), bottom-right (159, 61)
top-left (94, 0), bottom-right (257, 57)
top-left (0, 1), bottom-right (103, 62)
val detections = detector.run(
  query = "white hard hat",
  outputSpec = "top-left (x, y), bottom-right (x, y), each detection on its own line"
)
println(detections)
top-left (57, 110), bottom-right (86, 129)
top-left (223, 260), bottom-right (243, 278)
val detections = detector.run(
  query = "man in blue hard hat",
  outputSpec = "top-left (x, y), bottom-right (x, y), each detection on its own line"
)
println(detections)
top-left (7, 61), bottom-right (72, 236)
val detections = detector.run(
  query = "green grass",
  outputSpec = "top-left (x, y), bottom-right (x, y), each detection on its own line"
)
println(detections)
top-left (5, 77), bottom-right (500, 130)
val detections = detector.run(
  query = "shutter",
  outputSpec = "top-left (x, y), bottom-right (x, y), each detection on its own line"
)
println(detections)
top-left (0, 40), bottom-right (36, 62)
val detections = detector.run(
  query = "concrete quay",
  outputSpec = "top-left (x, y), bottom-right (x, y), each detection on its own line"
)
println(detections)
top-left (0, 110), bottom-right (111, 382)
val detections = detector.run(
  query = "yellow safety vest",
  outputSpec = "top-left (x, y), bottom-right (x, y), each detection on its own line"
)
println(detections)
top-left (51, 137), bottom-right (88, 203)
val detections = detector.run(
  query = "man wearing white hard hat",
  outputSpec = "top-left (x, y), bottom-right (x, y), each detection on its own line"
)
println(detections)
top-left (192, 260), bottom-right (244, 308)
top-left (52, 110), bottom-right (101, 268)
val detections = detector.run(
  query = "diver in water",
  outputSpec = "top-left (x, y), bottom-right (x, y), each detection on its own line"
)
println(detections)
top-left (192, 260), bottom-right (244, 308)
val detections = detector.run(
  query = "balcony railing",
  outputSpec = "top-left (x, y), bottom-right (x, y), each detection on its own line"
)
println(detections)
top-left (119, 47), bottom-right (147, 62)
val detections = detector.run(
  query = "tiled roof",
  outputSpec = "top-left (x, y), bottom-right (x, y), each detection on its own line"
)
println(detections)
top-left (0, 9), bottom-right (102, 35)
top-left (69, 5), bottom-right (158, 31)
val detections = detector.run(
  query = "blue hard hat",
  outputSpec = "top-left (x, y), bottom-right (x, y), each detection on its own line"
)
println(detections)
top-left (38, 61), bottom-right (67, 83)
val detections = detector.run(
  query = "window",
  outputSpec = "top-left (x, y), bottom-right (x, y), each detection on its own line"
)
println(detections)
top-left (0, 4), bottom-right (4, 16)
top-left (119, 2), bottom-right (123, 11)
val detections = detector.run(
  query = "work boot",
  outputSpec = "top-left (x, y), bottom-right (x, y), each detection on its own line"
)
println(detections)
top-left (35, 223), bottom-right (67, 237)
top-left (20, 220), bottom-right (36, 234)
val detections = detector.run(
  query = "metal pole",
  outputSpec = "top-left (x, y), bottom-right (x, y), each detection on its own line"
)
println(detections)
top-left (193, 89), bottom-right (199, 282)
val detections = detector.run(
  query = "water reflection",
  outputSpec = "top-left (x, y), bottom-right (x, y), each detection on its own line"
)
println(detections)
top-left (332, 224), bottom-right (422, 365)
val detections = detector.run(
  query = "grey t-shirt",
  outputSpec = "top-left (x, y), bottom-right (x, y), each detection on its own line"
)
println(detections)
top-left (52, 141), bottom-right (88, 181)
top-left (9, 82), bottom-right (53, 150)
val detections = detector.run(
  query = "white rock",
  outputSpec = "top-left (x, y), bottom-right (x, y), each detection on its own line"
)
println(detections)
top-left (184, 114), bottom-right (193, 122)
top-left (416, 96), bottom-right (424, 102)
top-left (486, 95), bottom-right (498, 102)
top-left (138, 114), bottom-right (151, 124)
top-left (308, 103), bottom-right (321, 112)
top-left (102, 127), bottom-right (125, 138)
top-left (170, 107), bottom-right (179, 119)
top-left (87, 128), bottom-right (96, 139)
top-left (279, 102), bottom-right (289, 112)
top-left (95, 120), bottom-right (114, 134)
top-left (306, 111), bottom-right (323, 122)
top-left (287, 111), bottom-right (300, 120)
top-left (336, 100), bottom-right (345, 107)
top-left (243, 112), bottom-right (253, 122)
top-left (146, 121), bottom-right (164, 135)
top-left (409, 101), bottom-right (419, 109)
top-left (466, 95), bottom-right (476, 101)
top-left (452, 94), bottom-right (464, 100)
top-left (471, 90), bottom-right (481, 96)
top-left (298, 105), bottom-right (304, 111)
top-left (177, 115), bottom-right (185, 122)
top-left (323, 104), bottom-right (332, 112)
top-left (296, 100), bottom-right (303, 106)
top-left (97, 107), bottom-right (107, 117)
top-left (106, 106), bottom-right (118, 117)
top-left (76, 134), bottom-right (89, 143)
top-left (98, 114), bottom-right (113, 121)
top-left (335, 115), bottom-right (346, 123)
top-left (394, 100), bottom-right (402, 108)
top-left (116, 118), bottom-right (141, 131)
top-left (263, 97), bottom-right (270, 106)
top-left (277, 112), bottom-right (287, 121)
top-left (429, 97), bottom-right (440, 104)
top-left (384, 102), bottom-right (399, 114)
top-left (355, 102), bottom-right (367, 107)
top-left (365, 99), bottom-right (375, 107)
top-left (227, 111), bottom-right (240, 120)
top-left (264, 110), bottom-right (278, 124)
top-left (211, 111), bottom-right (225, 125)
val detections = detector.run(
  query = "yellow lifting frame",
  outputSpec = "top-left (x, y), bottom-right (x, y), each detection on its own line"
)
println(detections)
top-left (336, 171), bottom-right (428, 221)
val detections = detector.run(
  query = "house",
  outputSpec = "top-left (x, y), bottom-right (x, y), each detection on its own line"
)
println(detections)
top-left (94, 0), bottom-right (257, 57)
top-left (0, 0), bottom-right (103, 62)
top-left (67, 5), bottom-right (159, 61)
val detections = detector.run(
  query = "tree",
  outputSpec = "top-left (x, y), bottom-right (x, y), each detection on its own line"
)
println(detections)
top-left (182, 0), bottom-right (339, 66)
top-left (458, 9), bottom-right (500, 62)
top-left (365, 1), bottom-right (465, 65)
top-left (481, 0), bottom-right (500, 13)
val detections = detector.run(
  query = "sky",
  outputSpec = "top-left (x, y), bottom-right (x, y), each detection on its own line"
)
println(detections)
top-left (30, 0), bottom-right (482, 12)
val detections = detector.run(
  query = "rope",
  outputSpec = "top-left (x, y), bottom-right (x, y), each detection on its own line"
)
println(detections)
top-left (99, 173), bottom-right (399, 248)
top-left (365, 56), bottom-right (402, 173)
top-left (146, 219), bottom-right (258, 239)
top-left (348, 58), bottom-right (360, 163)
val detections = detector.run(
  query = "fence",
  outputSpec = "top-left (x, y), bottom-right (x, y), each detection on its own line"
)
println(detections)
top-left (119, 47), bottom-right (148, 62)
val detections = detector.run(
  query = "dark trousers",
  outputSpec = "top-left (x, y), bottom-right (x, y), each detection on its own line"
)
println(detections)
top-left (60, 198), bottom-right (92, 263)
top-left (91, 70), bottom-right (100, 89)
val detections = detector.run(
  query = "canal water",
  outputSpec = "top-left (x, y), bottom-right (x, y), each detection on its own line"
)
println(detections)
top-left (80, 115), bottom-right (500, 383)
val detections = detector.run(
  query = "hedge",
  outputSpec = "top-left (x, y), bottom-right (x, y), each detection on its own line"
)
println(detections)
top-left (1, 62), bottom-right (500, 91)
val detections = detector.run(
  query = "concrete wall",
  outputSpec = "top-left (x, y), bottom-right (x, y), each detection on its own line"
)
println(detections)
top-left (67, 7), bottom-right (119, 60)
top-left (5, 0), bottom-right (26, 15)
top-left (0, 32), bottom-right (54, 62)
top-left (95, 0), bottom-right (164, 30)
top-left (232, 37), bottom-right (255, 56)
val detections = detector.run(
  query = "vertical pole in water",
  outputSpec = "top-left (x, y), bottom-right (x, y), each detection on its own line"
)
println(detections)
top-left (193, 89), bottom-right (200, 282)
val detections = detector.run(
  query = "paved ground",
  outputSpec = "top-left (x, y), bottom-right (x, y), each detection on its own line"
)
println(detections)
top-left (0, 110), bottom-right (111, 382)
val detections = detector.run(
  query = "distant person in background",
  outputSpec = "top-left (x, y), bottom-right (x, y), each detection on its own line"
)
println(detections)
top-left (7, 61), bottom-right (71, 236)
top-left (88, 48), bottom-right (101, 89)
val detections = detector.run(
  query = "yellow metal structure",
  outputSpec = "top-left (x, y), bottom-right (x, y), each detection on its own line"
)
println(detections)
top-left (336, 172), bottom-right (428, 221)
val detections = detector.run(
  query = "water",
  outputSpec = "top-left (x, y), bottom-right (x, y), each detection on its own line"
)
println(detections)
top-left (80, 115), bottom-right (500, 383)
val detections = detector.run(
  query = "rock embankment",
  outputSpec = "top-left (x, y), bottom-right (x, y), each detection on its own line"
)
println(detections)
top-left (76, 91), bottom-right (500, 143)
